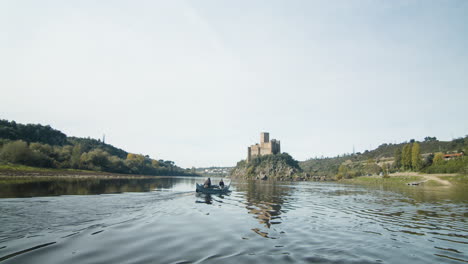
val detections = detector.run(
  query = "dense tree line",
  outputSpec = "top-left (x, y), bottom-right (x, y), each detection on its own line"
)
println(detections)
top-left (302, 135), bottom-right (468, 179)
top-left (393, 141), bottom-right (467, 174)
top-left (335, 158), bottom-right (386, 180)
top-left (0, 119), bottom-right (67, 145)
top-left (68, 137), bottom-right (127, 159)
top-left (0, 119), bottom-right (196, 176)
top-left (425, 154), bottom-right (468, 174)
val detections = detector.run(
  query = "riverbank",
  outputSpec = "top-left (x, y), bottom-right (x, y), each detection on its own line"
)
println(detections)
top-left (342, 172), bottom-right (468, 187)
top-left (0, 164), bottom-right (199, 184)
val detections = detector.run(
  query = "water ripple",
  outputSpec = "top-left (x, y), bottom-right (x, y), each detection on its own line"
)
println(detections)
top-left (0, 178), bottom-right (467, 264)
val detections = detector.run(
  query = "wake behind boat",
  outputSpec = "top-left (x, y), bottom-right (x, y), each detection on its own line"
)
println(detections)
top-left (196, 183), bottom-right (231, 194)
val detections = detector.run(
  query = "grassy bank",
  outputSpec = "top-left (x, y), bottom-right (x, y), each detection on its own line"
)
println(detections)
top-left (0, 163), bottom-right (124, 176)
top-left (342, 173), bottom-right (468, 187)
top-left (0, 163), bottom-right (88, 173)
top-left (343, 175), bottom-right (424, 186)
top-left (442, 174), bottom-right (468, 185)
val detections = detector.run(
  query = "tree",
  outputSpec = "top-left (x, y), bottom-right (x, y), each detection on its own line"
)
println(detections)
top-left (29, 142), bottom-right (54, 156)
top-left (108, 156), bottom-right (127, 173)
top-left (151, 159), bottom-right (160, 168)
top-left (423, 153), bottom-right (434, 168)
top-left (0, 140), bottom-right (32, 164)
top-left (394, 148), bottom-right (402, 169)
top-left (364, 159), bottom-right (382, 175)
top-left (382, 163), bottom-right (390, 178)
top-left (411, 142), bottom-right (422, 171)
top-left (80, 149), bottom-right (111, 171)
top-left (0, 119), bottom-right (67, 145)
top-left (465, 135), bottom-right (468, 153)
top-left (0, 140), bottom-right (52, 167)
top-left (336, 164), bottom-right (349, 179)
top-left (70, 144), bottom-right (82, 168)
top-left (402, 144), bottom-right (413, 170)
top-left (126, 153), bottom-right (145, 164)
top-left (433, 152), bottom-right (445, 165)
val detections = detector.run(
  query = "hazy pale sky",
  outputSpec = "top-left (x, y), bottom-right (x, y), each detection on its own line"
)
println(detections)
top-left (1, 0), bottom-right (467, 168)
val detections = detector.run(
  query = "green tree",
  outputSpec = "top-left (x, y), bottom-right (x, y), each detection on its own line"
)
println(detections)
top-left (0, 140), bottom-right (52, 167)
top-left (433, 152), bottom-right (445, 165)
top-left (53, 145), bottom-right (72, 168)
top-left (0, 140), bottom-right (32, 164)
top-left (393, 148), bottom-right (402, 169)
top-left (80, 149), bottom-right (111, 171)
top-left (70, 144), bottom-right (82, 168)
top-left (402, 144), bottom-right (413, 170)
top-left (464, 135), bottom-right (468, 153)
top-left (423, 153), bottom-right (434, 168)
top-left (336, 164), bottom-right (348, 179)
top-left (108, 155), bottom-right (127, 173)
top-left (125, 153), bottom-right (146, 173)
top-left (29, 142), bottom-right (54, 156)
top-left (364, 159), bottom-right (382, 175)
top-left (411, 142), bottom-right (422, 171)
top-left (151, 159), bottom-right (160, 168)
top-left (382, 163), bottom-right (390, 178)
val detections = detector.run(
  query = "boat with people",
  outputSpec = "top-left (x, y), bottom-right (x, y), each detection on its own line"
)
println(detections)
top-left (196, 178), bottom-right (231, 194)
top-left (195, 183), bottom-right (231, 194)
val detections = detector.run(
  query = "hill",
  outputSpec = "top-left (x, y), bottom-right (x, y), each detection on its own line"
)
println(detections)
top-left (0, 119), bottom-right (196, 176)
top-left (300, 136), bottom-right (468, 180)
top-left (230, 153), bottom-right (304, 181)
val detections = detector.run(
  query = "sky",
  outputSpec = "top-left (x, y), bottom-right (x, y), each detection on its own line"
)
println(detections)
top-left (1, 0), bottom-right (467, 168)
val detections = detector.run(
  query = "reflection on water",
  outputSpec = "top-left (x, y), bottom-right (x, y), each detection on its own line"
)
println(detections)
top-left (195, 193), bottom-right (230, 204)
top-left (0, 177), bottom-right (195, 198)
top-left (196, 193), bottom-right (214, 204)
top-left (0, 176), bottom-right (467, 264)
top-left (236, 180), bottom-right (291, 229)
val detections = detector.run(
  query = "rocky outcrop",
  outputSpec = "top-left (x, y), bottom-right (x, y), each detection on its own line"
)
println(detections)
top-left (230, 153), bottom-right (304, 181)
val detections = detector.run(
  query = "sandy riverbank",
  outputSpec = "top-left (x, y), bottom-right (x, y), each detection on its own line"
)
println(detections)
top-left (343, 172), bottom-right (467, 187)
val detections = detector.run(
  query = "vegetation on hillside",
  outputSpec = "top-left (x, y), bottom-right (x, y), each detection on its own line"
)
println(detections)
top-left (0, 119), bottom-right (196, 176)
top-left (301, 135), bottom-right (468, 180)
top-left (0, 119), bottom-right (67, 145)
top-left (230, 153), bottom-right (303, 180)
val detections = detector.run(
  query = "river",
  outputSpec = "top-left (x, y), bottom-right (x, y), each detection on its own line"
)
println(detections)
top-left (0, 176), bottom-right (466, 263)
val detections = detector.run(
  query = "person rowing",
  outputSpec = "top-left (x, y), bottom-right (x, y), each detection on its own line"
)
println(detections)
top-left (203, 177), bottom-right (212, 188)
top-left (219, 178), bottom-right (225, 188)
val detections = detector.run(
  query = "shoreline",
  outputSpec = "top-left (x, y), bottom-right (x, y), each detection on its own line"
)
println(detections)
top-left (0, 164), bottom-right (200, 180)
top-left (1, 164), bottom-right (466, 186)
top-left (341, 173), bottom-right (467, 187)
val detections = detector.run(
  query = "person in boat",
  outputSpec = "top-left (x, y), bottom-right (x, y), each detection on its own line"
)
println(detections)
top-left (219, 178), bottom-right (225, 188)
top-left (203, 177), bottom-right (212, 188)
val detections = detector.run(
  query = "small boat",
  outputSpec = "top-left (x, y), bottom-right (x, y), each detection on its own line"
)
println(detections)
top-left (196, 183), bottom-right (231, 194)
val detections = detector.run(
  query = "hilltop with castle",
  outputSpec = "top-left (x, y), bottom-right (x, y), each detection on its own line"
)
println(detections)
top-left (231, 132), bottom-right (302, 180)
top-left (247, 132), bottom-right (281, 162)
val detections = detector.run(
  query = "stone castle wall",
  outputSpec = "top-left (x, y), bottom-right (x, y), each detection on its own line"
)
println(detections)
top-left (247, 132), bottom-right (281, 162)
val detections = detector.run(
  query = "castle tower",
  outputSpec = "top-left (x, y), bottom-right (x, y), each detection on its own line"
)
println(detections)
top-left (247, 132), bottom-right (280, 162)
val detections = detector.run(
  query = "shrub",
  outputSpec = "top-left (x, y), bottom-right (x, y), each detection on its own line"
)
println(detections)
top-left (424, 157), bottom-right (468, 174)
top-left (0, 140), bottom-right (33, 164)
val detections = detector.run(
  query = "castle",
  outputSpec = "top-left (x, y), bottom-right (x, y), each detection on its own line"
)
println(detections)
top-left (247, 132), bottom-right (281, 162)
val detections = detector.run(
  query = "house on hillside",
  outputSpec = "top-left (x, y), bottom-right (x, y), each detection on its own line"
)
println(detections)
top-left (444, 152), bottom-right (464, 160)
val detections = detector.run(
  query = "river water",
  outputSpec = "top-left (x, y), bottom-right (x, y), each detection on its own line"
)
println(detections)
top-left (0, 177), bottom-right (466, 264)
